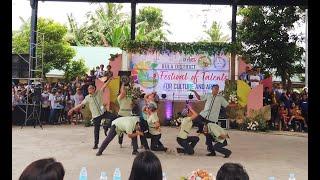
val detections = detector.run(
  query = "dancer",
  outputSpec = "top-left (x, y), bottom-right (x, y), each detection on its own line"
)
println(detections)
top-left (204, 122), bottom-right (232, 158)
top-left (176, 104), bottom-right (200, 155)
top-left (96, 116), bottom-right (144, 156)
top-left (190, 84), bottom-right (231, 131)
top-left (145, 103), bottom-right (167, 152)
top-left (117, 84), bottom-right (133, 147)
top-left (68, 78), bottom-right (118, 149)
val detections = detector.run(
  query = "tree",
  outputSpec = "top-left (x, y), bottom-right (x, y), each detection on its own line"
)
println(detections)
top-left (204, 21), bottom-right (230, 42)
top-left (12, 17), bottom-right (76, 75)
top-left (64, 58), bottom-right (88, 81)
top-left (66, 4), bottom-right (169, 47)
top-left (237, 6), bottom-right (305, 90)
top-left (137, 6), bottom-right (170, 41)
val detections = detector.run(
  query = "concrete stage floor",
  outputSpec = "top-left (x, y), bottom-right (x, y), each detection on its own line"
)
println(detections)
top-left (13, 125), bottom-right (307, 179)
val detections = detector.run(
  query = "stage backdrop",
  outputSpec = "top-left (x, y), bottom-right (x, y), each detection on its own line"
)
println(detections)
top-left (131, 52), bottom-right (230, 100)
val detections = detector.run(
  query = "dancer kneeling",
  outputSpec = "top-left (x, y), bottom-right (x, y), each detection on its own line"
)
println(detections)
top-left (144, 103), bottom-right (167, 152)
top-left (203, 123), bottom-right (232, 158)
top-left (96, 116), bottom-right (144, 156)
top-left (176, 104), bottom-right (200, 155)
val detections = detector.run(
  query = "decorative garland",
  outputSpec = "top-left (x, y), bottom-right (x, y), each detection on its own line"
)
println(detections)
top-left (120, 41), bottom-right (241, 56)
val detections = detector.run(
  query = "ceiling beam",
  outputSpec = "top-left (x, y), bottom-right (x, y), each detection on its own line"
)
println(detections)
top-left (41, 0), bottom-right (307, 7)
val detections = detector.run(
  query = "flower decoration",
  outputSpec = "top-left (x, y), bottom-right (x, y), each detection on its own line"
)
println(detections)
top-left (181, 169), bottom-right (213, 180)
top-left (228, 91), bottom-right (238, 104)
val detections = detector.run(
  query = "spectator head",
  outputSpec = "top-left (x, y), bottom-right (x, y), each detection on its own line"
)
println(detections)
top-left (216, 163), bottom-right (249, 180)
top-left (96, 66), bottom-right (99, 70)
top-left (211, 84), bottom-right (219, 95)
top-left (19, 158), bottom-right (65, 180)
top-left (51, 88), bottom-right (57, 94)
top-left (88, 85), bottom-right (96, 94)
top-left (129, 151), bottom-right (162, 180)
top-left (302, 94), bottom-right (307, 100)
top-left (76, 88), bottom-right (82, 94)
top-left (107, 65), bottom-right (112, 70)
top-left (90, 70), bottom-right (95, 75)
top-left (100, 64), bottom-right (104, 69)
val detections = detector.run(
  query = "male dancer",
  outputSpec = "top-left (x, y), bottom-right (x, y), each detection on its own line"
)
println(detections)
top-left (176, 104), bottom-right (200, 155)
top-left (203, 122), bottom-right (232, 158)
top-left (96, 116), bottom-right (144, 156)
top-left (68, 78), bottom-right (118, 149)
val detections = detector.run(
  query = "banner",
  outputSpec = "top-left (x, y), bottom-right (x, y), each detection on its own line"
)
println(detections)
top-left (131, 52), bottom-right (230, 100)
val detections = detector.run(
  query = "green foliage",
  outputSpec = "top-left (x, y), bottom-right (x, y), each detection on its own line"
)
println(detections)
top-left (203, 21), bottom-right (230, 42)
top-left (237, 6), bottom-right (305, 90)
top-left (66, 4), bottom-right (169, 47)
top-left (64, 58), bottom-right (89, 82)
top-left (12, 17), bottom-right (76, 74)
top-left (120, 41), bottom-right (240, 56)
top-left (137, 6), bottom-right (169, 41)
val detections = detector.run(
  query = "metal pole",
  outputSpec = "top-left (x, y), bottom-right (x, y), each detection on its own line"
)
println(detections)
top-left (305, 9), bottom-right (308, 88)
top-left (131, 2), bottom-right (136, 41)
top-left (230, 2), bottom-right (237, 81)
top-left (30, 0), bottom-right (38, 79)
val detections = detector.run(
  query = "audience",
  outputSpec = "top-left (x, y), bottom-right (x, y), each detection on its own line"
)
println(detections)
top-left (19, 158), bottom-right (65, 180)
top-left (216, 163), bottom-right (249, 180)
top-left (129, 151), bottom-right (163, 180)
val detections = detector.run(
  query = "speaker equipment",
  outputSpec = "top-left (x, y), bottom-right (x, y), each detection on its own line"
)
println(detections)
top-left (32, 86), bottom-right (42, 103)
top-left (12, 54), bottom-right (30, 78)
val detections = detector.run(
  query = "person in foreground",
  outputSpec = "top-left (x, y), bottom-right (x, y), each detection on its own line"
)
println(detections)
top-left (216, 163), bottom-right (249, 180)
top-left (203, 122), bottom-right (232, 158)
top-left (176, 104), bottom-right (200, 155)
top-left (19, 158), bottom-right (65, 180)
top-left (96, 116), bottom-right (144, 156)
top-left (129, 151), bottom-right (163, 180)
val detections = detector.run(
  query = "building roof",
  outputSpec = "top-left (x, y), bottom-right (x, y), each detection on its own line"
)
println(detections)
top-left (45, 46), bottom-right (123, 77)
top-left (71, 46), bottom-right (122, 72)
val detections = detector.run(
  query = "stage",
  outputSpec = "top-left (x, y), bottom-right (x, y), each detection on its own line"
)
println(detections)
top-left (12, 125), bottom-right (307, 179)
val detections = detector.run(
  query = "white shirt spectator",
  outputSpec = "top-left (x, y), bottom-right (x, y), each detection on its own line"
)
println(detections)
top-left (249, 75), bottom-right (261, 88)
top-left (73, 93), bottom-right (84, 106)
top-left (41, 92), bottom-right (51, 108)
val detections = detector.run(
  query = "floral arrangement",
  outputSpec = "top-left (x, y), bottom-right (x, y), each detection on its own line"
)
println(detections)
top-left (180, 169), bottom-right (213, 180)
top-left (247, 121), bottom-right (259, 131)
top-left (228, 92), bottom-right (238, 104)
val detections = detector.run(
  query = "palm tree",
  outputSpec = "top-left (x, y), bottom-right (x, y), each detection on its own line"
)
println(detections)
top-left (204, 21), bottom-right (230, 42)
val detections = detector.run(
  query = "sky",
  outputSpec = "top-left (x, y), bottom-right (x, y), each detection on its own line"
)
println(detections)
top-left (12, 0), bottom-right (306, 43)
top-left (12, 0), bottom-right (235, 42)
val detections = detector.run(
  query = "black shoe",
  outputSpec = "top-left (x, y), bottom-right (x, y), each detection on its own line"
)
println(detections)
top-left (206, 152), bottom-right (216, 156)
top-left (176, 148), bottom-right (184, 153)
top-left (132, 150), bottom-right (139, 155)
top-left (92, 144), bottom-right (98, 149)
top-left (224, 151), bottom-right (232, 158)
top-left (96, 151), bottom-right (102, 156)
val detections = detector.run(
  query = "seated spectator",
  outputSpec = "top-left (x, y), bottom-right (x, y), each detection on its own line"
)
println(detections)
top-left (299, 94), bottom-right (308, 128)
top-left (278, 104), bottom-right (289, 130)
top-left (216, 163), bottom-right (249, 180)
top-left (19, 158), bottom-right (65, 180)
top-left (288, 103), bottom-right (306, 132)
top-left (129, 151), bottom-right (163, 180)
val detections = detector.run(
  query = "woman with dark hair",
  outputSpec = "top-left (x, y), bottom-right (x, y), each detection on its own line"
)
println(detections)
top-left (19, 158), bottom-right (65, 180)
top-left (129, 151), bottom-right (163, 180)
top-left (216, 163), bottom-right (249, 180)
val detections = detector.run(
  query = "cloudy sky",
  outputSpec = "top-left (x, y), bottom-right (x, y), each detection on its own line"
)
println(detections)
top-left (12, 0), bottom-right (306, 43)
